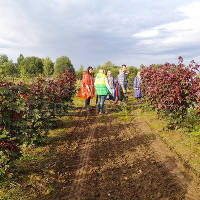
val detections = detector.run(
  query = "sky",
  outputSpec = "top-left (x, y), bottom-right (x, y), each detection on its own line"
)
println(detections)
top-left (0, 0), bottom-right (200, 69)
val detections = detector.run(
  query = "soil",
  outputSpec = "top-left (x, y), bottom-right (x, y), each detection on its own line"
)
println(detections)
top-left (25, 104), bottom-right (200, 200)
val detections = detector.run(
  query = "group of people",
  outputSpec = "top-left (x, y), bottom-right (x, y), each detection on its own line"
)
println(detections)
top-left (78, 64), bottom-right (141, 114)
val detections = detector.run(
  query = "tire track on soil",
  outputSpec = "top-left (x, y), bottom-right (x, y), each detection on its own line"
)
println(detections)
top-left (65, 112), bottom-right (97, 200)
top-left (95, 115), bottom-right (136, 199)
top-left (54, 107), bottom-right (88, 200)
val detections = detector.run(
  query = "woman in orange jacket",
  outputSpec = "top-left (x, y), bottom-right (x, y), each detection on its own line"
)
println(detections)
top-left (78, 66), bottom-right (95, 111)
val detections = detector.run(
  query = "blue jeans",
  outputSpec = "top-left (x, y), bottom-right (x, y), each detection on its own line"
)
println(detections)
top-left (98, 95), bottom-right (107, 112)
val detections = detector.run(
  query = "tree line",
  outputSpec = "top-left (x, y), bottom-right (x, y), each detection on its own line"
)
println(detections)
top-left (0, 54), bottom-right (139, 82)
top-left (0, 54), bottom-right (74, 78)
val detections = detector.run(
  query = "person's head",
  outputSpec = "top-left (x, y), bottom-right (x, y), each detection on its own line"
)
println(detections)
top-left (137, 71), bottom-right (141, 77)
top-left (103, 69), bottom-right (106, 74)
top-left (99, 69), bottom-right (103, 74)
top-left (125, 71), bottom-right (130, 76)
top-left (107, 70), bottom-right (112, 76)
top-left (87, 66), bottom-right (93, 74)
top-left (121, 64), bottom-right (127, 72)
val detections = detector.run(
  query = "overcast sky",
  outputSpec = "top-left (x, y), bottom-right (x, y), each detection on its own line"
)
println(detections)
top-left (1, 0), bottom-right (200, 69)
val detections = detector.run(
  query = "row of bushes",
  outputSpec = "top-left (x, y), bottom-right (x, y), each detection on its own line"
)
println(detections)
top-left (0, 68), bottom-right (76, 176)
top-left (141, 57), bottom-right (200, 129)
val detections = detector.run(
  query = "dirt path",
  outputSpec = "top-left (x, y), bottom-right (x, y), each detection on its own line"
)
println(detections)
top-left (47, 105), bottom-right (200, 200)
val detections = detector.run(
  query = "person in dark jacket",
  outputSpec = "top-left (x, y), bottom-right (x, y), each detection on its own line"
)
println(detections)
top-left (114, 64), bottom-right (128, 105)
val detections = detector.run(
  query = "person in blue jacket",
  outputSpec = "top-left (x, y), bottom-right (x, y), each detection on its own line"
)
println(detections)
top-left (134, 71), bottom-right (142, 99)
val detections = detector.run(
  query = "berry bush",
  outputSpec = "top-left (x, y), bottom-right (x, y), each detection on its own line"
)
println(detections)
top-left (141, 57), bottom-right (200, 128)
top-left (0, 67), bottom-right (76, 176)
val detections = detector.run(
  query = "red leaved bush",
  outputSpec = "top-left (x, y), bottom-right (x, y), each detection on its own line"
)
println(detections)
top-left (141, 57), bottom-right (200, 125)
top-left (0, 67), bottom-right (76, 176)
top-left (45, 67), bottom-right (76, 103)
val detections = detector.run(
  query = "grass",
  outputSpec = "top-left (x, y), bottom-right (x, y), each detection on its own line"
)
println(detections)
top-left (0, 114), bottom-right (75, 200)
top-left (136, 108), bottom-right (200, 175)
top-left (73, 95), bottom-right (97, 107)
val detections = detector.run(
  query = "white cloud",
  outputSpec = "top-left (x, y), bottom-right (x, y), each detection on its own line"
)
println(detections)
top-left (0, 38), bottom-right (19, 47)
top-left (0, 1), bottom-right (42, 49)
top-left (133, 29), bottom-right (160, 38)
top-left (0, 0), bottom-right (200, 67)
top-left (133, 2), bottom-right (200, 50)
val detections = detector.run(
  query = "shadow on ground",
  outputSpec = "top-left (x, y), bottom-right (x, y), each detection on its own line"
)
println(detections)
top-left (16, 105), bottom-right (189, 200)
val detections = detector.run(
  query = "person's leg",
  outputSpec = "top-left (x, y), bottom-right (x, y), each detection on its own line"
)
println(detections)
top-left (113, 88), bottom-right (118, 105)
top-left (88, 97), bottom-right (91, 106)
top-left (96, 95), bottom-right (98, 105)
top-left (119, 86), bottom-right (125, 102)
top-left (114, 96), bottom-right (118, 105)
top-left (85, 99), bottom-right (88, 110)
top-left (118, 86), bottom-right (123, 105)
top-left (85, 97), bottom-right (91, 111)
top-left (98, 95), bottom-right (101, 113)
top-left (102, 95), bottom-right (107, 112)
top-left (124, 91), bottom-right (128, 103)
top-left (99, 95), bottom-right (106, 113)
top-left (105, 95), bottom-right (109, 114)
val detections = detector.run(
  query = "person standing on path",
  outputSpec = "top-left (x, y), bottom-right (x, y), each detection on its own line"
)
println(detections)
top-left (113, 68), bottom-right (122, 105)
top-left (95, 69), bottom-right (112, 114)
top-left (78, 66), bottom-right (95, 112)
top-left (107, 70), bottom-right (114, 99)
top-left (115, 64), bottom-right (128, 105)
top-left (95, 69), bottom-right (106, 105)
top-left (134, 71), bottom-right (142, 99)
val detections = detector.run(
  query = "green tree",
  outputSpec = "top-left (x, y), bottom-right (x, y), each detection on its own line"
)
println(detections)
top-left (127, 66), bottom-right (138, 82)
top-left (111, 65), bottom-right (120, 78)
top-left (0, 61), bottom-right (17, 77)
top-left (16, 54), bottom-right (25, 76)
top-left (96, 64), bottom-right (101, 70)
top-left (0, 54), bottom-right (8, 65)
top-left (19, 56), bottom-right (43, 77)
top-left (0, 55), bottom-right (19, 78)
top-left (54, 56), bottom-right (74, 75)
top-left (75, 65), bottom-right (84, 80)
top-left (102, 61), bottom-right (114, 71)
top-left (17, 53), bottom-right (24, 66)
top-left (42, 57), bottom-right (54, 76)
top-left (102, 61), bottom-right (120, 78)
top-left (92, 66), bottom-right (98, 77)
top-left (93, 64), bottom-right (101, 76)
